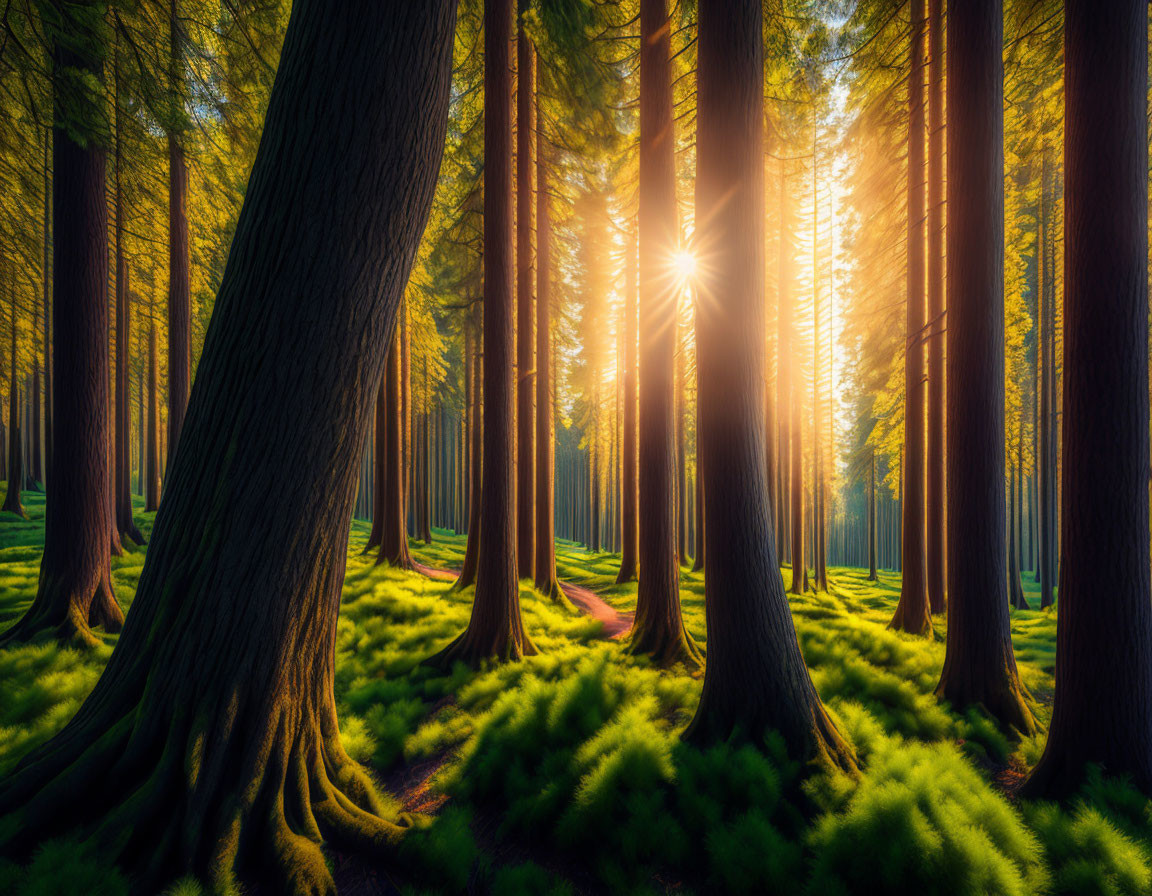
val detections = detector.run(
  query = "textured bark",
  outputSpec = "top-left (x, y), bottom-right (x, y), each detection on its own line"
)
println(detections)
top-left (924, 0), bottom-right (945, 615)
top-left (378, 330), bottom-right (413, 569)
top-left (890, 0), bottom-right (931, 637)
top-left (811, 126), bottom-right (826, 593)
top-left (684, 0), bottom-right (855, 774)
top-left (516, 20), bottom-right (536, 581)
top-left (533, 145), bottom-right (569, 606)
top-left (935, 0), bottom-right (1033, 735)
top-left (2, 23), bottom-right (123, 646)
top-left (630, 0), bottom-right (700, 669)
top-left (676, 326), bottom-right (687, 563)
top-left (145, 318), bottom-right (160, 512)
top-left (1026, 0), bottom-right (1152, 797)
top-left (166, 0), bottom-right (190, 466)
top-left (430, 0), bottom-right (534, 668)
top-left (0, 3), bottom-right (456, 891)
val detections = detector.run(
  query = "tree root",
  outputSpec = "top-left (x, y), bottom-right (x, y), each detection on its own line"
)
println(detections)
top-left (425, 623), bottom-right (536, 671)
top-left (627, 617), bottom-right (703, 671)
top-left (0, 577), bottom-right (123, 649)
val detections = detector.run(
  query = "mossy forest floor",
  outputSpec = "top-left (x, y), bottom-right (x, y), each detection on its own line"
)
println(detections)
top-left (2, 489), bottom-right (1151, 895)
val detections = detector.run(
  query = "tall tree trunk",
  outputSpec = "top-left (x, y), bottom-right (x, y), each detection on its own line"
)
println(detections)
top-left (363, 384), bottom-right (385, 550)
top-left (890, 0), bottom-right (931, 636)
top-left (0, 4), bottom-right (457, 889)
top-left (692, 410), bottom-right (704, 573)
top-left (616, 221), bottom-right (639, 582)
top-left (935, 0), bottom-right (1033, 734)
top-left (630, 0), bottom-right (700, 668)
top-left (684, 0), bottom-right (854, 774)
top-left (924, 0), bottom-right (945, 615)
top-left (379, 327), bottom-right (414, 569)
top-left (1038, 153), bottom-right (1055, 609)
top-left (31, 305), bottom-right (42, 487)
top-left (811, 120), bottom-right (827, 593)
top-left (1, 17), bottom-right (123, 645)
top-left (777, 173), bottom-right (791, 565)
top-left (676, 322), bottom-right (687, 564)
top-left (114, 62), bottom-right (143, 546)
top-left (867, 449), bottom-right (878, 581)
top-left (456, 318), bottom-right (483, 590)
top-left (167, 0), bottom-right (191, 467)
top-left (1010, 408), bottom-right (1029, 610)
top-left (430, 0), bottom-right (533, 667)
top-left (516, 15), bottom-right (536, 580)
top-left (2, 298), bottom-right (23, 518)
top-left (1026, 0), bottom-right (1152, 797)
top-left (42, 127), bottom-right (52, 489)
top-left (145, 316), bottom-right (160, 512)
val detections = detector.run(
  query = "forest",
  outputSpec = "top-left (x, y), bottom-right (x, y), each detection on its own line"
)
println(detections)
top-left (0, 0), bottom-right (1150, 893)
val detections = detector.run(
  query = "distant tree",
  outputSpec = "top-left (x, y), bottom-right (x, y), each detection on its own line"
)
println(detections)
top-left (890, 0), bottom-right (931, 636)
top-left (430, 0), bottom-right (534, 667)
top-left (685, 0), bottom-right (855, 774)
top-left (934, 0), bottom-right (1033, 735)
top-left (145, 306), bottom-right (160, 513)
top-left (629, 0), bottom-right (700, 668)
top-left (2, 298), bottom-right (23, 518)
top-left (379, 325), bottom-right (414, 569)
top-left (166, 0), bottom-right (191, 465)
top-left (1025, 0), bottom-right (1152, 797)
top-left (615, 220), bottom-right (638, 583)
top-left (0, 2), bottom-right (458, 888)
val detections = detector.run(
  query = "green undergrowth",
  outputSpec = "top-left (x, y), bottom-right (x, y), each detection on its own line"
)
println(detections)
top-left (1, 503), bottom-right (1149, 894)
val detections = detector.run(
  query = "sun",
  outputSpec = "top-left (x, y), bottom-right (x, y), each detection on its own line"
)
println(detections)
top-left (672, 248), bottom-right (698, 281)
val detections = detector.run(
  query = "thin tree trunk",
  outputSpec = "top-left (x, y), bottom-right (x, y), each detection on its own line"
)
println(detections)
top-left (456, 317), bottom-right (483, 590)
top-left (430, 0), bottom-right (533, 667)
top-left (867, 449), bottom-right (878, 581)
top-left (379, 327), bottom-right (414, 569)
top-left (363, 384), bottom-right (385, 550)
top-left (145, 316), bottom-right (160, 512)
top-left (777, 172), bottom-right (791, 565)
top-left (2, 296), bottom-right (23, 518)
top-left (630, 0), bottom-right (700, 668)
top-left (1026, 0), bottom-right (1152, 797)
top-left (891, 0), bottom-right (931, 636)
top-left (616, 221), bottom-right (639, 582)
top-left (1038, 152), bottom-right (1054, 609)
top-left (167, 0), bottom-right (191, 467)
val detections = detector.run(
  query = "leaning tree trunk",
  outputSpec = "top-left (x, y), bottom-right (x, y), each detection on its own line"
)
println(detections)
top-left (0, 5), bottom-right (457, 892)
top-left (379, 327), bottom-right (414, 569)
top-left (1025, 0), bottom-right (1152, 797)
top-left (430, 0), bottom-right (533, 668)
top-left (935, 0), bottom-right (1034, 735)
top-left (1, 23), bottom-right (123, 646)
top-left (167, 0), bottom-right (190, 467)
top-left (890, 0), bottom-right (932, 637)
top-left (924, 0), bottom-right (945, 616)
top-left (684, 0), bottom-right (855, 774)
top-left (616, 220), bottom-right (639, 583)
top-left (629, 0), bottom-right (700, 668)
top-left (515, 16), bottom-right (536, 581)
top-left (534, 142), bottom-right (570, 606)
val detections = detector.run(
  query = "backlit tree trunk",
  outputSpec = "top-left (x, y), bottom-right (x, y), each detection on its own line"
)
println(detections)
top-left (363, 384), bottom-right (385, 550)
top-left (924, 0), bottom-right (945, 615)
top-left (935, 0), bottom-right (1033, 734)
top-left (1026, 0), bottom-right (1152, 797)
top-left (430, 0), bottom-right (534, 667)
top-left (890, 0), bottom-right (931, 636)
top-left (0, 4), bottom-right (457, 891)
top-left (379, 327), bottom-right (414, 569)
top-left (867, 449), bottom-right (878, 581)
top-left (1, 17), bottom-right (123, 645)
top-left (455, 314), bottom-right (482, 590)
top-left (630, 0), bottom-right (700, 668)
top-left (516, 17), bottom-right (536, 580)
top-left (684, 0), bottom-right (854, 774)
top-left (616, 221), bottom-right (638, 583)
top-left (2, 300), bottom-right (23, 518)
top-left (145, 316), bottom-right (160, 512)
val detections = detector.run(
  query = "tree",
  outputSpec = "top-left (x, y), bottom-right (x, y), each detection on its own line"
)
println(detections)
top-left (516, 8), bottom-right (536, 581)
top-left (684, 0), bottom-right (854, 774)
top-left (0, 2), bottom-right (458, 889)
top-left (429, 0), bottom-right (534, 668)
top-left (867, 448), bottom-right (878, 581)
top-left (629, 0), bottom-right (700, 668)
top-left (1025, 0), bottom-right (1152, 797)
top-left (166, 0), bottom-right (191, 465)
top-left (455, 314), bottom-right (482, 590)
top-left (889, 0), bottom-right (931, 636)
top-left (924, 0), bottom-right (945, 615)
top-left (1, 5), bottom-right (124, 646)
top-left (145, 311), bottom-right (160, 512)
top-left (363, 385), bottom-right (385, 551)
top-left (378, 324), bottom-right (415, 569)
top-left (934, 0), bottom-right (1033, 735)
top-left (615, 220), bottom-right (638, 583)
top-left (2, 297), bottom-right (23, 518)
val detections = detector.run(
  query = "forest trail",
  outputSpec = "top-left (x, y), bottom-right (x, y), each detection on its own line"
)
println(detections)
top-left (560, 581), bottom-right (633, 639)
top-left (411, 560), bottom-right (457, 582)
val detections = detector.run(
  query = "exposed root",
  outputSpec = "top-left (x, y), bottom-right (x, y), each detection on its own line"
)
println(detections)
top-left (0, 576), bottom-right (123, 649)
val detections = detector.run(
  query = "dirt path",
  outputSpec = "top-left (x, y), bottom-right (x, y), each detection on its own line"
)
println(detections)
top-left (560, 581), bottom-right (633, 639)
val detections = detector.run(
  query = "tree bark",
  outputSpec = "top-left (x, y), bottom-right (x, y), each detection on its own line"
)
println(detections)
top-left (924, 0), bottom-right (945, 615)
top-left (630, 0), bottom-right (700, 668)
top-left (2, 17), bottom-right (123, 645)
top-left (0, 3), bottom-right (457, 890)
top-left (145, 316), bottom-right (160, 512)
top-left (516, 17), bottom-right (536, 581)
top-left (616, 220), bottom-right (639, 583)
top-left (167, 0), bottom-right (191, 467)
top-left (777, 172), bottom-right (791, 566)
top-left (378, 327), bottom-right (414, 569)
top-left (934, 0), bottom-right (1033, 735)
top-left (455, 318), bottom-right (483, 590)
top-left (430, 0), bottom-right (534, 668)
top-left (42, 127), bottom-right (52, 489)
top-left (363, 384), bottom-right (385, 551)
top-left (684, 0), bottom-right (854, 774)
top-left (890, 0), bottom-right (931, 636)
top-left (1038, 152), bottom-right (1055, 609)
top-left (1026, 0), bottom-right (1152, 797)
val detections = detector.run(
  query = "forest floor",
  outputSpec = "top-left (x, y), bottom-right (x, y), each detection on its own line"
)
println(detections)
top-left (1, 489), bottom-right (1151, 895)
